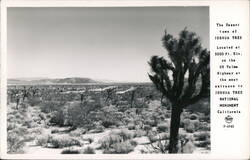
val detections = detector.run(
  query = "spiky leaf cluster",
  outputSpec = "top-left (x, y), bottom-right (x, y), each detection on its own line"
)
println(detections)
top-left (149, 28), bottom-right (210, 108)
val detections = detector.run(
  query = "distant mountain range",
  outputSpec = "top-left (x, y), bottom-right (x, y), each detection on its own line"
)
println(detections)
top-left (8, 77), bottom-right (100, 85)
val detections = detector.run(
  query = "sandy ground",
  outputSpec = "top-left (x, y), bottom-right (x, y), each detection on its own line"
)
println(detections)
top-left (22, 103), bottom-right (210, 154)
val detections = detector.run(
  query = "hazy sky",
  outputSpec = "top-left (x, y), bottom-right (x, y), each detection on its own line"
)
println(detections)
top-left (7, 7), bottom-right (209, 82)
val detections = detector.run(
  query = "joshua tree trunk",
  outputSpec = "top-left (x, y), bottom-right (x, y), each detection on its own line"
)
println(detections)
top-left (160, 93), bottom-right (164, 105)
top-left (130, 90), bottom-right (135, 108)
top-left (169, 106), bottom-right (182, 153)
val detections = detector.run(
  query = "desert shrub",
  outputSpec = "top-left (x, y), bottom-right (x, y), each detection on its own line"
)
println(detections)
top-left (36, 134), bottom-right (81, 148)
top-left (164, 112), bottom-right (171, 118)
top-left (186, 99), bottom-right (210, 115)
top-left (195, 140), bottom-right (210, 148)
top-left (147, 131), bottom-right (158, 143)
top-left (157, 123), bottom-right (169, 132)
top-left (194, 132), bottom-right (210, 141)
top-left (83, 146), bottom-right (96, 154)
top-left (29, 127), bottom-right (43, 139)
top-left (145, 120), bottom-right (157, 127)
top-left (7, 107), bottom-right (32, 154)
top-left (183, 119), bottom-right (200, 133)
top-left (23, 118), bottom-right (38, 128)
top-left (49, 110), bottom-right (65, 126)
top-left (50, 136), bottom-right (81, 148)
top-left (115, 129), bottom-right (134, 141)
top-left (7, 126), bottom-right (29, 153)
top-left (35, 134), bottom-right (52, 147)
top-left (189, 114), bottom-right (199, 120)
top-left (7, 122), bottom-right (18, 131)
top-left (143, 125), bottom-right (151, 134)
top-left (100, 134), bottom-right (122, 149)
top-left (103, 141), bottom-right (135, 154)
top-left (88, 125), bottom-right (105, 133)
top-left (51, 128), bottom-right (60, 134)
top-left (101, 121), bottom-right (115, 128)
top-left (97, 106), bottom-right (124, 128)
top-left (181, 141), bottom-right (195, 153)
top-left (134, 129), bottom-right (147, 137)
top-left (40, 101), bottom-right (65, 113)
top-left (127, 123), bottom-right (135, 130)
top-left (159, 133), bottom-right (170, 140)
top-left (100, 129), bottom-right (134, 150)
top-left (130, 139), bottom-right (138, 146)
top-left (61, 149), bottom-right (80, 154)
top-left (66, 101), bottom-right (102, 128)
top-left (69, 128), bottom-right (86, 137)
top-left (185, 122), bottom-right (195, 133)
top-left (199, 122), bottom-right (210, 131)
top-left (86, 138), bottom-right (94, 144)
top-left (198, 114), bottom-right (210, 123)
top-left (27, 97), bottom-right (42, 106)
top-left (192, 120), bottom-right (202, 130)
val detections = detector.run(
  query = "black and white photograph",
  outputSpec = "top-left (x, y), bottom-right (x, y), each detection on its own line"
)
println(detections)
top-left (6, 6), bottom-right (210, 155)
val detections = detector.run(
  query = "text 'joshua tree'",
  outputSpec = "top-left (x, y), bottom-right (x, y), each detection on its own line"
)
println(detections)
top-left (148, 28), bottom-right (210, 153)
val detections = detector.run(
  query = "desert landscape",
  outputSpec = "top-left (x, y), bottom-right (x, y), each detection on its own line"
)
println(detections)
top-left (7, 78), bottom-right (210, 154)
top-left (6, 7), bottom-right (210, 154)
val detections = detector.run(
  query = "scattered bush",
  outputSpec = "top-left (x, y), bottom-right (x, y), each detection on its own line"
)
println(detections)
top-left (102, 121), bottom-right (116, 128)
top-left (7, 126), bottom-right (29, 153)
top-left (61, 149), bottom-right (80, 154)
top-left (103, 140), bottom-right (135, 154)
top-left (189, 114), bottom-right (199, 120)
top-left (100, 129), bottom-right (135, 151)
top-left (147, 131), bottom-right (158, 143)
top-left (36, 134), bottom-right (52, 147)
top-left (69, 128), bottom-right (86, 137)
top-left (83, 146), bottom-right (95, 154)
top-left (36, 135), bottom-right (81, 148)
top-left (185, 122), bottom-right (195, 133)
top-left (143, 125), bottom-right (151, 134)
top-left (128, 123), bottom-right (135, 130)
top-left (157, 123), bottom-right (169, 132)
top-left (181, 141), bottom-right (195, 153)
top-left (199, 122), bottom-right (210, 131)
top-left (183, 119), bottom-right (200, 133)
top-left (40, 101), bottom-right (65, 114)
top-left (100, 134), bottom-right (122, 149)
top-left (134, 129), bottom-right (146, 137)
top-left (51, 128), bottom-right (60, 134)
top-left (87, 138), bottom-right (94, 144)
top-left (50, 136), bottom-right (81, 148)
top-left (115, 129), bottom-right (134, 141)
top-left (195, 140), bottom-right (210, 148)
top-left (49, 110), bottom-right (65, 126)
top-left (27, 97), bottom-right (42, 106)
top-left (88, 125), bottom-right (104, 133)
top-left (194, 132), bottom-right (210, 141)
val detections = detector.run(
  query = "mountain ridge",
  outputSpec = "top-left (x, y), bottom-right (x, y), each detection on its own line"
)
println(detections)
top-left (8, 77), bottom-right (99, 85)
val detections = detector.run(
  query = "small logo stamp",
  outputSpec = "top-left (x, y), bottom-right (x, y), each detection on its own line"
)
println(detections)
top-left (225, 115), bottom-right (233, 123)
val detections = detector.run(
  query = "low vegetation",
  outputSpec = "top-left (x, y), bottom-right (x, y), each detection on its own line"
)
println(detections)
top-left (7, 83), bottom-right (210, 154)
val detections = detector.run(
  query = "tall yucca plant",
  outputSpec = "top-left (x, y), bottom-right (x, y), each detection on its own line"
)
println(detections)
top-left (148, 28), bottom-right (210, 153)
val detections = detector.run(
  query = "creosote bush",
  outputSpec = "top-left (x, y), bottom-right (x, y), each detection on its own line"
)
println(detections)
top-left (157, 123), bottom-right (170, 133)
top-left (194, 132), bottom-right (210, 141)
top-left (36, 134), bottom-right (81, 148)
top-left (103, 140), bottom-right (137, 154)
top-left (61, 149), bottom-right (80, 154)
top-left (100, 129), bottom-right (137, 154)
top-left (83, 146), bottom-right (96, 154)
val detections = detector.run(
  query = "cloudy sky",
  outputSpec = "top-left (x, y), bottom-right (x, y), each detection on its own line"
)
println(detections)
top-left (7, 7), bottom-right (209, 82)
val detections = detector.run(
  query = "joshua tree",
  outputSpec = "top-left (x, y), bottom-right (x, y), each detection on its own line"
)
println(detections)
top-left (148, 28), bottom-right (210, 153)
top-left (130, 90), bottom-right (135, 108)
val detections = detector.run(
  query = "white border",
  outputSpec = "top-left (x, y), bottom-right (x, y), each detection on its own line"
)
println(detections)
top-left (1, 0), bottom-right (249, 159)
